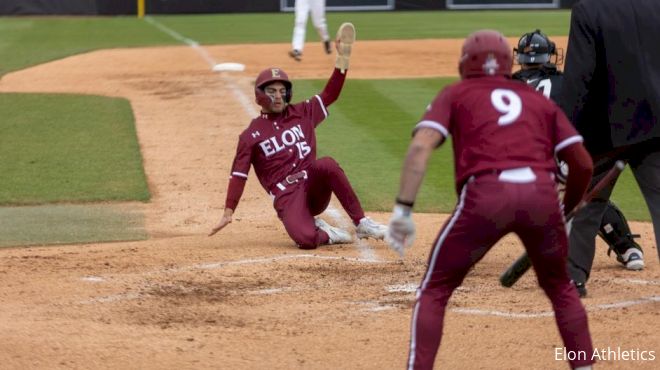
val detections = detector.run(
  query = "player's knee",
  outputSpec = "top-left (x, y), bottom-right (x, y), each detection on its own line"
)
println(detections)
top-left (297, 243), bottom-right (318, 250)
top-left (316, 157), bottom-right (341, 174)
top-left (292, 229), bottom-right (320, 249)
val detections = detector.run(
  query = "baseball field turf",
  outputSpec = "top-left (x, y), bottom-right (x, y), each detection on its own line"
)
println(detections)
top-left (0, 10), bottom-right (651, 247)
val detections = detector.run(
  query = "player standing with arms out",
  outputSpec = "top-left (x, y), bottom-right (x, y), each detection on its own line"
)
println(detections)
top-left (512, 29), bottom-right (645, 280)
top-left (386, 30), bottom-right (595, 370)
top-left (210, 23), bottom-right (387, 249)
top-left (288, 0), bottom-right (331, 61)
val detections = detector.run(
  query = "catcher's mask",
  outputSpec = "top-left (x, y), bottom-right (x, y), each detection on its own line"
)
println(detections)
top-left (459, 29), bottom-right (512, 80)
top-left (255, 67), bottom-right (292, 110)
top-left (514, 29), bottom-right (563, 65)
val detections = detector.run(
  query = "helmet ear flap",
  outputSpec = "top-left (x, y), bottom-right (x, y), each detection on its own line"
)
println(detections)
top-left (283, 82), bottom-right (293, 103)
top-left (254, 81), bottom-right (293, 110)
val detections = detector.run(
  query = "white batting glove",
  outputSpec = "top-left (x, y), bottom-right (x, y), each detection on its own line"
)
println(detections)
top-left (386, 204), bottom-right (416, 257)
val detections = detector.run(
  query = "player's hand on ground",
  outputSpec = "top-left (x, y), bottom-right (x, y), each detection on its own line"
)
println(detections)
top-left (208, 208), bottom-right (234, 236)
top-left (386, 204), bottom-right (416, 257)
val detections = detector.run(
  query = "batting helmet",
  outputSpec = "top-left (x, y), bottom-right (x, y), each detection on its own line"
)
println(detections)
top-left (459, 29), bottom-right (512, 79)
top-left (254, 67), bottom-right (292, 110)
top-left (514, 29), bottom-right (556, 65)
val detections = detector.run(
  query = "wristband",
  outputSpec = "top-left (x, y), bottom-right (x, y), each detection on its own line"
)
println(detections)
top-left (395, 197), bottom-right (415, 208)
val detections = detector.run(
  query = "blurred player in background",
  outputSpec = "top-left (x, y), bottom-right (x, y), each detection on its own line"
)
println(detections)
top-left (386, 29), bottom-right (594, 370)
top-left (289, 0), bottom-right (332, 61)
top-left (512, 30), bottom-right (644, 297)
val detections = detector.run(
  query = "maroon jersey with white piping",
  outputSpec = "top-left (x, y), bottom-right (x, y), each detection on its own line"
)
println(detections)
top-left (415, 76), bottom-right (583, 192)
top-left (230, 96), bottom-right (328, 193)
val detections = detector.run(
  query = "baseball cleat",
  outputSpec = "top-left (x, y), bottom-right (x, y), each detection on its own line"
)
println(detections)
top-left (323, 40), bottom-right (332, 54)
top-left (288, 49), bottom-right (302, 61)
top-left (315, 218), bottom-right (352, 244)
top-left (573, 281), bottom-right (587, 298)
top-left (622, 247), bottom-right (644, 270)
top-left (356, 217), bottom-right (388, 240)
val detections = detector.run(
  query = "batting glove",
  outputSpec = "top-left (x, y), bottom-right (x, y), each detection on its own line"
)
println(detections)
top-left (386, 204), bottom-right (416, 257)
top-left (335, 22), bottom-right (355, 73)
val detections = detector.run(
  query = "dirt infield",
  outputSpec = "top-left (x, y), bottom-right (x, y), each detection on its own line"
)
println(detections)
top-left (0, 39), bottom-right (658, 369)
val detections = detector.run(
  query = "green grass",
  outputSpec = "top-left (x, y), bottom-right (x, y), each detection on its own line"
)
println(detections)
top-left (298, 77), bottom-right (460, 213)
top-left (0, 10), bottom-right (570, 76)
top-left (0, 93), bottom-right (150, 205)
top-left (0, 10), bottom-right (650, 222)
top-left (0, 17), bottom-right (172, 76)
top-left (610, 169), bottom-right (651, 221)
top-left (296, 77), bottom-right (652, 221)
top-left (153, 10), bottom-right (570, 44)
top-left (0, 204), bottom-right (147, 247)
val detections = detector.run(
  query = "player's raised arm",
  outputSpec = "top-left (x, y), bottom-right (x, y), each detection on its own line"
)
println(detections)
top-left (319, 22), bottom-right (355, 106)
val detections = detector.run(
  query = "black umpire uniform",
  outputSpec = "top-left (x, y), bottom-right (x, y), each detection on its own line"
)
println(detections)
top-left (561, 0), bottom-right (660, 290)
top-left (512, 64), bottom-right (562, 101)
top-left (512, 30), bottom-right (644, 284)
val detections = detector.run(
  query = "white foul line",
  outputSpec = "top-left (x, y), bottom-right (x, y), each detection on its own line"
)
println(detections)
top-left (192, 253), bottom-right (386, 270)
top-left (94, 253), bottom-right (387, 277)
top-left (144, 16), bottom-right (217, 68)
top-left (381, 283), bottom-right (660, 318)
top-left (451, 295), bottom-right (660, 318)
top-left (144, 16), bottom-right (258, 117)
top-left (325, 207), bottom-right (380, 261)
top-left (613, 278), bottom-right (660, 286)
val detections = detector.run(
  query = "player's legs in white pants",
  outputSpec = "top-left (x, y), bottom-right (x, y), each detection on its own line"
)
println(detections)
top-left (292, 0), bottom-right (311, 52)
top-left (310, 0), bottom-right (329, 43)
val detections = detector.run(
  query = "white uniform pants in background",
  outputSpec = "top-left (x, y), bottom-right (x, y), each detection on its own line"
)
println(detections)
top-left (292, 0), bottom-right (329, 52)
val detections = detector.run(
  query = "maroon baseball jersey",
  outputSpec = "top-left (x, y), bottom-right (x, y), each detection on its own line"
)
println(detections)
top-left (230, 96), bottom-right (328, 193)
top-left (416, 76), bottom-right (583, 191)
top-left (224, 68), bottom-right (346, 211)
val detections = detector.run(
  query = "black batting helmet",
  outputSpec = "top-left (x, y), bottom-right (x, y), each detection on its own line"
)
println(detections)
top-left (514, 29), bottom-right (557, 65)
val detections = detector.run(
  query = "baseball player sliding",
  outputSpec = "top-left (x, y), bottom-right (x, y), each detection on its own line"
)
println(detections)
top-left (210, 23), bottom-right (387, 249)
top-left (386, 30), bottom-right (596, 369)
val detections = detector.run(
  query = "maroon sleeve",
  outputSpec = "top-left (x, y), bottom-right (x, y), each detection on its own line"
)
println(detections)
top-left (224, 176), bottom-right (247, 211)
top-left (413, 86), bottom-right (454, 138)
top-left (552, 105), bottom-right (583, 152)
top-left (318, 68), bottom-right (347, 107)
top-left (224, 135), bottom-right (252, 211)
top-left (556, 143), bottom-right (593, 215)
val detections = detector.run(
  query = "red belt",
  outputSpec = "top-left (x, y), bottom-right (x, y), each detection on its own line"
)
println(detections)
top-left (273, 170), bottom-right (308, 192)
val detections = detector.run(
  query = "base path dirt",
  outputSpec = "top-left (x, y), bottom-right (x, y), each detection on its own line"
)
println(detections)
top-left (0, 39), bottom-right (658, 369)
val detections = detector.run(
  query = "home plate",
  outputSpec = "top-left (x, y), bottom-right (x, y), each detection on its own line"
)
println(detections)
top-left (213, 62), bottom-right (245, 72)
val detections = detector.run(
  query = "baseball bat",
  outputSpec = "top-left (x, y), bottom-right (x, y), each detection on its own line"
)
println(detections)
top-left (499, 160), bottom-right (626, 288)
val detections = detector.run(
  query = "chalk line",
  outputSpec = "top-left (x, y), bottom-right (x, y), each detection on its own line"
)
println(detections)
top-left (144, 16), bottom-right (257, 117)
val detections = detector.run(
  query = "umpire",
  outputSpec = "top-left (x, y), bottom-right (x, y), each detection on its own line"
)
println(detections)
top-left (512, 29), bottom-right (645, 279)
top-left (561, 0), bottom-right (660, 294)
